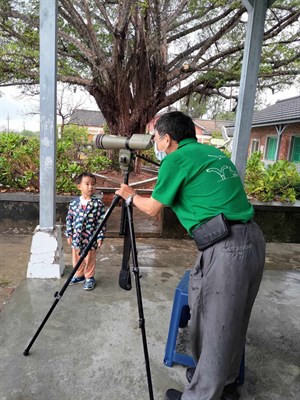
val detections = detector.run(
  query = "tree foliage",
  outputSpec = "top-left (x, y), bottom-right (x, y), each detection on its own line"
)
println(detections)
top-left (180, 93), bottom-right (208, 117)
top-left (0, 0), bottom-right (299, 135)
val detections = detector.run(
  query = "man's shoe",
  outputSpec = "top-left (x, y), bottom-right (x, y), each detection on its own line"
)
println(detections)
top-left (165, 389), bottom-right (182, 400)
top-left (221, 392), bottom-right (240, 400)
top-left (186, 367), bottom-right (240, 400)
top-left (69, 275), bottom-right (85, 285)
top-left (221, 383), bottom-right (240, 400)
top-left (83, 277), bottom-right (96, 291)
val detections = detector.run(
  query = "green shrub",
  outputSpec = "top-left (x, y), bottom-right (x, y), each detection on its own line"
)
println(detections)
top-left (139, 147), bottom-right (157, 165)
top-left (0, 133), bottom-right (39, 190)
top-left (221, 148), bottom-right (231, 158)
top-left (0, 126), bottom-right (111, 194)
top-left (2, 131), bottom-right (299, 202)
top-left (56, 125), bottom-right (112, 194)
top-left (294, 181), bottom-right (300, 199)
top-left (245, 152), bottom-right (300, 203)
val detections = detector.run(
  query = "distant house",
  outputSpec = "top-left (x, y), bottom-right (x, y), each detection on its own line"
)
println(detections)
top-left (146, 114), bottom-right (212, 142)
top-left (69, 109), bottom-right (106, 141)
top-left (68, 99), bottom-right (300, 171)
top-left (147, 111), bottom-right (232, 146)
top-left (249, 96), bottom-right (300, 171)
top-left (192, 119), bottom-right (233, 146)
top-left (69, 108), bottom-right (233, 148)
top-left (223, 96), bottom-right (300, 171)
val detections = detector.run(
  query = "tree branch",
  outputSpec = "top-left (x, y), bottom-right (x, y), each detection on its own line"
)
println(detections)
top-left (166, 8), bottom-right (244, 82)
top-left (167, 7), bottom-right (234, 43)
top-left (94, 0), bottom-right (115, 32)
top-left (161, 0), bottom-right (189, 34)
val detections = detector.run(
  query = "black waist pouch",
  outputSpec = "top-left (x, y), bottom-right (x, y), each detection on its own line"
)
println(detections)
top-left (192, 213), bottom-right (230, 251)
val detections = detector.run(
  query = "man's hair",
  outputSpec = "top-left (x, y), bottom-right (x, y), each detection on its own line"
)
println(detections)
top-left (154, 111), bottom-right (196, 143)
top-left (75, 172), bottom-right (96, 184)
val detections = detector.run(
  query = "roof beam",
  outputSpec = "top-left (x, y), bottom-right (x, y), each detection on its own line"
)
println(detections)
top-left (242, 0), bottom-right (255, 10)
top-left (242, 0), bottom-right (276, 9)
top-left (274, 124), bottom-right (287, 161)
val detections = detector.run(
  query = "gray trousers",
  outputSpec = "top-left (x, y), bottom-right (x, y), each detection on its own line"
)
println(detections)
top-left (182, 221), bottom-right (266, 400)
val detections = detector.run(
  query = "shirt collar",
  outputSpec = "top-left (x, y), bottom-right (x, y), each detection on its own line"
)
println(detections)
top-left (178, 137), bottom-right (197, 148)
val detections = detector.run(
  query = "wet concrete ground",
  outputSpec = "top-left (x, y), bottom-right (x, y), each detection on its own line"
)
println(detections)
top-left (0, 230), bottom-right (299, 400)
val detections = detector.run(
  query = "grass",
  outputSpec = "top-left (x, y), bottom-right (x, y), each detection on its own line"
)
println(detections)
top-left (0, 279), bottom-right (10, 287)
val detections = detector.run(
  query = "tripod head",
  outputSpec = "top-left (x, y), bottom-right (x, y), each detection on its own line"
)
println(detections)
top-left (93, 132), bottom-right (160, 171)
top-left (119, 149), bottom-right (134, 175)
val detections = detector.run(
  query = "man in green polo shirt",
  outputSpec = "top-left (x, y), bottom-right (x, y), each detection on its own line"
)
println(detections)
top-left (116, 111), bottom-right (265, 400)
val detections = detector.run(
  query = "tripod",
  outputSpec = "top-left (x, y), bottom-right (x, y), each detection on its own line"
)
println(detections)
top-left (23, 149), bottom-right (154, 400)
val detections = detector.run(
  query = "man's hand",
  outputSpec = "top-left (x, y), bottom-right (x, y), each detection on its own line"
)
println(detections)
top-left (67, 237), bottom-right (72, 245)
top-left (115, 183), bottom-right (136, 200)
top-left (116, 183), bottom-right (164, 217)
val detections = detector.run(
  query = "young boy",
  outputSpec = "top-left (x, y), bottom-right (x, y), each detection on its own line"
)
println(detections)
top-left (65, 172), bottom-right (106, 291)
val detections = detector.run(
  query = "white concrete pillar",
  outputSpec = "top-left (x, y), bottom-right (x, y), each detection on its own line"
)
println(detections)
top-left (26, 0), bottom-right (64, 279)
top-left (27, 225), bottom-right (65, 279)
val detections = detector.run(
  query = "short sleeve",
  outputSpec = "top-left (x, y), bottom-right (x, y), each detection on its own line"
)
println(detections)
top-left (152, 158), bottom-right (186, 206)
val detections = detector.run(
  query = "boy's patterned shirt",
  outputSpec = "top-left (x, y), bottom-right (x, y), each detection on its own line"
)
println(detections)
top-left (65, 195), bottom-right (106, 250)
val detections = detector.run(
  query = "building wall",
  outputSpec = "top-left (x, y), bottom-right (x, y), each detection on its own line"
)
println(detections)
top-left (87, 126), bottom-right (104, 142)
top-left (249, 122), bottom-right (300, 162)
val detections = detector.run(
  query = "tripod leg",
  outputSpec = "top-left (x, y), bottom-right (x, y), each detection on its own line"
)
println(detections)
top-left (118, 170), bottom-right (132, 290)
top-left (119, 233), bottom-right (132, 290)
top-left (125, 200), bottom-right (154, 400)
top-left (23, 195), bottom-right (121, 356)
top-left (119, 203), bottom-right (132, 290)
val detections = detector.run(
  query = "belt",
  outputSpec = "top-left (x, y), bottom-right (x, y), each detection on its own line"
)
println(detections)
top-left (227, 219), bottom-right (251, 226)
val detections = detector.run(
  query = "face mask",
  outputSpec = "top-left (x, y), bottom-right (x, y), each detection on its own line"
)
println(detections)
top-left (154, 141), bottom-right (167, 161)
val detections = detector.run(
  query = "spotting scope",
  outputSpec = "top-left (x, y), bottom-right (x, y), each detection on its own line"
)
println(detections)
top-left (93, 134), bottom-right (153, 151)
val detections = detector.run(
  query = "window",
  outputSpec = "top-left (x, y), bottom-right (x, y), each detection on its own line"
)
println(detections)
top-left (265, 137), bottom-right (277, 161)
top-left (290, 136), bottom-right (300, 163)
top-left (250, 139), bottom-right (260, 154)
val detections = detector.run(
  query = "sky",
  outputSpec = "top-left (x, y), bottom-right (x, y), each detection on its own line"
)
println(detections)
top-left (0, 84), bottom-right (299, 133)
top-left (0, 85), bottom-right (99, 132)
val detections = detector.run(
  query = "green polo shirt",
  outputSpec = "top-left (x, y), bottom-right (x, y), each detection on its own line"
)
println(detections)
top-left (152, 138), bottom-right (253, 236)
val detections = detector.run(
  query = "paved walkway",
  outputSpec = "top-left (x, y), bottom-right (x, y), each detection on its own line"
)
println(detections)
top-left (0, 230), bottom-right (299, 399)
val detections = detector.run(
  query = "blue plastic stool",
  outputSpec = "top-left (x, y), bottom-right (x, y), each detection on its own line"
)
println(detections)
top-left (164, 270), bottom-right (195, 368)
top-left (164, 269), bottom-right (245, 385)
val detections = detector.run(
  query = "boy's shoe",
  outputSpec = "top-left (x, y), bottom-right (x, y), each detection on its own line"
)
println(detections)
top-left (69, 275), bottom-right (85, 285)
top-left (83, 277), bottom-right (96, 291)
